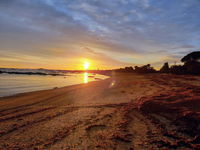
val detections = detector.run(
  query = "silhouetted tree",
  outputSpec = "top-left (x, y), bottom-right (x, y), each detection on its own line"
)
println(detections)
top-left (125, 66), bottom-right (134, 72)
top-left (115, 66), bottom-right (134, 72)
top-left (181, 51), bottom-right (200, 74)
top-left (134, 64), bottom-right (156, 73)
top-left (181, 51), bottom-right (200, 63)
top-left (170, 65), bottom-right (186, 74)
top-left (160, 62), bottom-right (170, 73)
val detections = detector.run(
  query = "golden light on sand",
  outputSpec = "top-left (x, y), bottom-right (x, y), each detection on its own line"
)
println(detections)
top-left (83, 62), bottom-right (90, 70)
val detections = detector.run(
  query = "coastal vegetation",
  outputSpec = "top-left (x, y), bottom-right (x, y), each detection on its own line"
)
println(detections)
top-left (115, 51), bottom-right (200, 75)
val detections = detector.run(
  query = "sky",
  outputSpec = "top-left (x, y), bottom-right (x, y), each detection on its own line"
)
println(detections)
top-left (0, 0), bottom-right (200, 70)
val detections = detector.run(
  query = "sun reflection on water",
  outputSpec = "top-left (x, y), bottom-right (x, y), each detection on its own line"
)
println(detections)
top-left (84, 72), bottom-right (88, 83)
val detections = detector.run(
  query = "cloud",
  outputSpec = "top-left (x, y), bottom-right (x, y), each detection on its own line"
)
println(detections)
top-left (0, 0), bottom-right (200, 69)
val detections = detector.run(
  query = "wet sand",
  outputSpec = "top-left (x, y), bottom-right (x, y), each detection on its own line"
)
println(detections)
top-left (0, 73), bottom-right (200, 150)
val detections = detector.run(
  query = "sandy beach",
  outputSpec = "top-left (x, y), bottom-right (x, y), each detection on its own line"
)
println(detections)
top-left (0, 73), bottom-right (200, 150)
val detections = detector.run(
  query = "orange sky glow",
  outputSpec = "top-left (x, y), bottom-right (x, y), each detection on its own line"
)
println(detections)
top-left (0, 0), bottom-right (199, 70)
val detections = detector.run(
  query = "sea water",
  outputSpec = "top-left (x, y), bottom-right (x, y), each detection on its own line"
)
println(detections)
top-left (0, 73), bottom-right (108, 97)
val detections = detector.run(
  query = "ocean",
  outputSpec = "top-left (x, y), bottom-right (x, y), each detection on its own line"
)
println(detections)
top-left (0, 72), bottom-right (108, 97)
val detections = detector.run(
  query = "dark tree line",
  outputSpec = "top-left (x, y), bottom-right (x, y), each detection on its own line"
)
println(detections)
top-left (115, 64), bottom-right (156, 73)
top-left (114, 51), bottom-right (200, 75)
top-left (160, 51), bottom-right (200, 75)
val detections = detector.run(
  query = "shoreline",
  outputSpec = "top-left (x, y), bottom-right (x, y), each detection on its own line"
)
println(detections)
top-left (0, 73), bottom-right (109, 99)
top-left (0, 78), bottom-right (110, 100)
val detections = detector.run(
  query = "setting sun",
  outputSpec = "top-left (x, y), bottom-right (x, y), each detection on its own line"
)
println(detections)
top-left (83, 62), bottom-right (90, 70)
